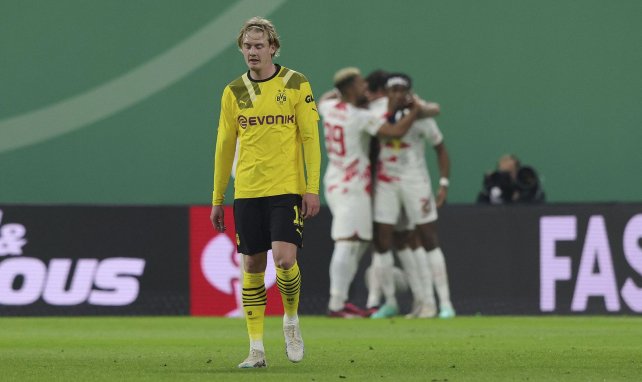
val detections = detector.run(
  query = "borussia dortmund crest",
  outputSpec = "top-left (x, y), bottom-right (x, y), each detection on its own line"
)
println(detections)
top-left (276, 90), bottom-right (287, 105)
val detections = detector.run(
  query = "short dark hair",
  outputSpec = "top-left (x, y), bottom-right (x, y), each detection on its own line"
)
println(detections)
top-left (365, 70), bottom-right (389, 93)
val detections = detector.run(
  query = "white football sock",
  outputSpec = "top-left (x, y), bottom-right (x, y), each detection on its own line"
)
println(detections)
top-left (365, 264), bottom-right (381, 308)
top-left (396, 247), bottom-right (424, 306)
top-left (328, 241), bottom-right (363, 311)
top-left (372, 251), bottom-right (397, 308)
top-left (426, 247), bottom-right (453, 310)
top-left (413, 247), bottom-right (436, 307)
top-left (250, 339), bottom-right (265, 353)
top-left (283, 313), bottom-right (299, 326)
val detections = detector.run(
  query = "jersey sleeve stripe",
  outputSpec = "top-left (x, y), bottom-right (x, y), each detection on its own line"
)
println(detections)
top-left (229, 76), bottom-right (253, 109)
top-left (278, 67), bottom-right (290, 77)
top-left (282, 69), bottom-right (295, 86)
top-left (241, 74), bottom-right (258, 102)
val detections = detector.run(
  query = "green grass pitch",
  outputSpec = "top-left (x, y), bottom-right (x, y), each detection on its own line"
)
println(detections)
top-left (1, 316), bottom-right (641, 381)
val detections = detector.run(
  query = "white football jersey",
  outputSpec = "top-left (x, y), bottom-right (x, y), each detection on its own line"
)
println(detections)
top-left (319, 99), bottom-right (384, 195)
top-left (368, 96), bottom-right (388, 119)
top-left (378, 113), bottom-right (443, 181)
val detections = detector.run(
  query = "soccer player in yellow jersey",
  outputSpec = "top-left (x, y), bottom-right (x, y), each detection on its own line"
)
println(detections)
top-left (210, 17), bottom-right (321, 368)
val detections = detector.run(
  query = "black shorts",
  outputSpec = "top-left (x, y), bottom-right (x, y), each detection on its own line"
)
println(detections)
top-left (233, 194), bottom-right (304, 255)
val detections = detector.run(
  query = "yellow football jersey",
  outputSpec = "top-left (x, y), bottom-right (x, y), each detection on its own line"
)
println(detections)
top-left (212, 65), bottom-right (321, 205)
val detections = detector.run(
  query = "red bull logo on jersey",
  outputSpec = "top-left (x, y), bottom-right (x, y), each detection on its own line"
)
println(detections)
top-left (238, 114), bottom-right (295, 129)
top-left (384, 139), bottom-right (411, 150)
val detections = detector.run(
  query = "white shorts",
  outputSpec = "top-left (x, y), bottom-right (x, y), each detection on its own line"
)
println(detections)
top-left (325, 186), bottom-right (373, 241)
top-left (394, 207), bottom-right (414, 232)
top-left (374, 177), bottom-right (437, 226)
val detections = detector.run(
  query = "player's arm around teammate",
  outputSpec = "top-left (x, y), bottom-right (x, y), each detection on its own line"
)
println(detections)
top-left (417, 99), bottom-right (441, 119)
top-left (320, 68), bottom-right (421, 317)
top-left (375, 96), bottom-right (421, 138)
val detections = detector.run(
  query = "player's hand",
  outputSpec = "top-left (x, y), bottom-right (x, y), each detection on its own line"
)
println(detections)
top-left (210, 205), bottom-right (226, 232)
top-left (436, 186), bottom-right (448, 208)
top-left (407, 95), bottom-right (421, 113)
top-left (301, 193), bottom-right (320, 219)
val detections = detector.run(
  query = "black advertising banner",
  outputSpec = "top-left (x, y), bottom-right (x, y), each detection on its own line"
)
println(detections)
top-left (1, 203), bottom-right (640, 316)
top-left (297, 204), bottom-right (642, 315)
top-left (438, 204), bottom-right (642, 315)
top-left (0, 206), bottom-right (188, 315)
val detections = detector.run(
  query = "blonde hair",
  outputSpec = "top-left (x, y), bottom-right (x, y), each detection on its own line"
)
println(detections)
top-left (237, 16), bottom-right (281, 58)
top-left (333, 67), bottom-right (361, 86)
top-left (333, 67), bottom-right (361, 95)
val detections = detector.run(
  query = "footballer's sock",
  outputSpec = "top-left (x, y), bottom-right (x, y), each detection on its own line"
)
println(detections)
top-left (328, 241), bottom-right (362, 311)
top-left (413, 247), bottom-right (436, 307)
top-left (276, 262), bottom-right (301, 323)
top-left (366, 262), bottom-right (382, 309)
top-left (396, 247), bottom-right (424, 305)
top-left (372, 251), bottom-right (397, 308)
top-left (242, 271), bottom-right (267, 351)
top-left (426, 247), bottom-right (453, 310)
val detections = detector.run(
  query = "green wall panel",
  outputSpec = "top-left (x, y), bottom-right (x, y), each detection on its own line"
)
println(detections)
top-left (1, 0), bottom-right (641, 204)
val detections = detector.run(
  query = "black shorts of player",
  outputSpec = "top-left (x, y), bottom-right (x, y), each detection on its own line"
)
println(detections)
top-left (233, 194), bottom-right (304, 255)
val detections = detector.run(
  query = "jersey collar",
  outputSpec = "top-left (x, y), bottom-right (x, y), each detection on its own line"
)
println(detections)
top-left (247, 64), bottom-right (282, 83)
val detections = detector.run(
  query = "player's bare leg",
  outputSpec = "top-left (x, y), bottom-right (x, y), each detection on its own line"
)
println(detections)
top-left (239, 252), bottom-right (268, 368)
top-left (272, 241), bottom-right (304, 362)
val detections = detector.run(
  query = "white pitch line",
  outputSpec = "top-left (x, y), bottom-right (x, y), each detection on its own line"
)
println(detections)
top-left (0, 0), bottom-right (287, 154)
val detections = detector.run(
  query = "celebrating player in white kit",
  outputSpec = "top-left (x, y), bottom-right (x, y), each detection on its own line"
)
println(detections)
top-left (319, 67), bottom-right (420, 317)
top-left (369, 73), bottom-right (455, 319)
